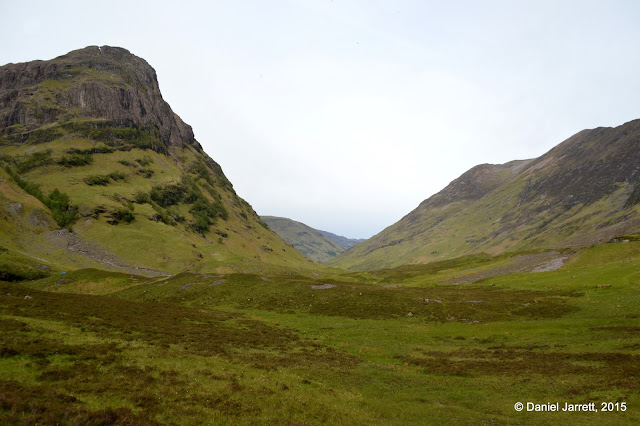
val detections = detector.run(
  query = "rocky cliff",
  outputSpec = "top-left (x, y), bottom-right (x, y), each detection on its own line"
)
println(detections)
top-left (0, 46), bottom-right (195, 149)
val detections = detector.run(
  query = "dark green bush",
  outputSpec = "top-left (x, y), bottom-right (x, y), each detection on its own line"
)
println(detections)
top-left (150, 183), bottom-right (187, 207)
top-left (137, 168), bottom-right (154, 178)
top-left (84, 175), bottom-right (110, 186)
top-left (111, 209), bottom-right (135, 224)
top-left (5, 166), bottom-right (77, 229)
top-left (136, 156), bottom-right (153, 166)
top-left (190, 213), bottom-right (211, 233)
top-left (134, 192), bottom-right (150, 204)
top-left (58, 153), bottom-right (92, 167)
top-left (17, 150), bottom-right (53, 172)
top-left (46, 189), bottom-right (77, 228)
top-left (108, 171), bottom-right (126, 181)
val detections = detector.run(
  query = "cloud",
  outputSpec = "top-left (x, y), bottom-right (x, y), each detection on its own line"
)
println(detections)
top-left (2, 0), bottom-right (640, 238)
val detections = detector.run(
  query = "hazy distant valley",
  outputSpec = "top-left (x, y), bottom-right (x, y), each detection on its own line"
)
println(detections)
top-left (261, 216), bottom-right (365, 263)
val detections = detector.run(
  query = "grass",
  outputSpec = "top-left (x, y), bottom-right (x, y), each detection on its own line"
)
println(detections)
top-left (2, 240), bottom-right (638, 424)
top-left (0, 122), bottom-right (318, 274)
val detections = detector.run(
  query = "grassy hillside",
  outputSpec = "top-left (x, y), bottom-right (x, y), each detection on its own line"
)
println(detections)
top-left (2, 237), bottom-right (638, 424)
top-left (330, 121), bottom-right (640, 270)
top-left (0, 47), bottom-right (315, 276)
top-left (262, 216), bottom-right (349, 263)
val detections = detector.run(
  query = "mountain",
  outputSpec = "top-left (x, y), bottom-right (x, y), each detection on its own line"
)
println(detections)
top-left (261, 216), bottom-right (363, 263)
top-left (329, 119), bottom-right (640, 270)
top-left (317, 230), bottom-right (365, 249)
top-left (0, 46), bottom-right (314, 277)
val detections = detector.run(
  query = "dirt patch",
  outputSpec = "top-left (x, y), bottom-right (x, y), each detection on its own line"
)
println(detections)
top-left (210, 279), bottom-right (225, 286)
top-left (531, 256), bottom-right (568, 272)
top-left (311, 284), bottom-right (336, 290)
top-left (445, 252), bottom-right (569, 284)
top-left (46, 229), bottom-right (169, 277)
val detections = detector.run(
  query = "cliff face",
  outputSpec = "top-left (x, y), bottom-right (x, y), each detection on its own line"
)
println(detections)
top-left (0, 46), bottom-right (194, 148)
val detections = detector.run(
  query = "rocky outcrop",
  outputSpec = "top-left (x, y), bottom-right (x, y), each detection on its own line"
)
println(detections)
top-left (0, 46), bottom-right (194, 148)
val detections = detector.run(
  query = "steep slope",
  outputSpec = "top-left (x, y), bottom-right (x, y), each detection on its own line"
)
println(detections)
top-left (329, 119), bottom-right (640, 270)
top-left (0, 46), bottom-right (313, 275)
top-left (261, 216), bottom-right (349, 263)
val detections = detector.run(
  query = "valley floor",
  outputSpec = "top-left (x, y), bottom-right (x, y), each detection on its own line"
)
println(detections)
top-left (1, 240), bottom-right (639, 424)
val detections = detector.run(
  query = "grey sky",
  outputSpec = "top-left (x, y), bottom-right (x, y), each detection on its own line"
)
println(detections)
top-left (2, 1), bottom-right (640, 238)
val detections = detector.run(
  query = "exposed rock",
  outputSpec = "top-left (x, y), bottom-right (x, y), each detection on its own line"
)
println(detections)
top-left (46, 229), bottom-right (168, 277)
top-left (8, 202), bottom-right (22, 216)
top-left (311, 284), bottom-right (336, 290)
top-left (0, 46), bottom-right (195, 150)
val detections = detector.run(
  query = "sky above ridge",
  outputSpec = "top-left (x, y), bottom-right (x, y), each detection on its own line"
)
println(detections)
top-left (2, 0), bottom-right (640, 239)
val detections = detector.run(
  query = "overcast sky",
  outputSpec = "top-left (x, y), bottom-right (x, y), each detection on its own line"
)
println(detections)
top-left (2, 1), bottom-right (640, 238)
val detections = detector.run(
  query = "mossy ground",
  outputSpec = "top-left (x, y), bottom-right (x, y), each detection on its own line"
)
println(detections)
top-left (1, 240), bottom-right (639, 424)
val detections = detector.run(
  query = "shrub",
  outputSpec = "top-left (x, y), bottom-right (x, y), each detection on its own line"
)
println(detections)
top-left (136, 156), bottom-right (153, 166)
top-left (190, 213), bottom-right (211, 234)
top-left (58, 153), bottom-right (92, 167)
top-left (17, 150), bottom-right (53, 172)
top-left (134, 192), bottom-right (150, 204)
top-left (107, 171), bottom-right (126, 181)
top-left (111, 209), bottom-right (135, 224)
top-left (150, 183), bottom-right (187, 207)
top-left (46, 189), bottom-right (77, 228)
top-left (137, 168), bottom-right (154, 178)
top-left (150, 203), bottom-right (176, 226)
top-left (84, 175), bottom-right (110, 186)
top-left (5, 166), bottom-right (77, 229)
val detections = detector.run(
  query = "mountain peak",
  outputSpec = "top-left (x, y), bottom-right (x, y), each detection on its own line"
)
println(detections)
top-left (0, 45), bottom-right (194, 149)
top-left (0, 47), bottom-right (314, 274)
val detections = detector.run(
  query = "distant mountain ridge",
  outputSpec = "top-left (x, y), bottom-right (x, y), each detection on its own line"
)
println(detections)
top-left (261, 216), bottom-right (364, 262)
top-left (329, 119), bottom-right (640, 270)
top-left (318, 230), bottom-right (365, 249)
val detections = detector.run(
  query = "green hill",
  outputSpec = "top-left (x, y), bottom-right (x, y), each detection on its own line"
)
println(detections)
top-left (261, 216), bottom-right (362, 263)
top-left (329, 120), bottom-right (640, 270)
top-left (0, 46), bottom-right (314, 276)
